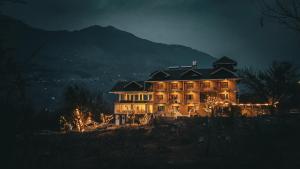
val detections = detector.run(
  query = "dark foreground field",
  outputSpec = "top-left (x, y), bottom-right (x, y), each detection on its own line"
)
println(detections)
top-left (15, 116), bottom-right (300, 169)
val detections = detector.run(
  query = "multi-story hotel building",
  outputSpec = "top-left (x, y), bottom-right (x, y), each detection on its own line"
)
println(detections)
top-left (110, 56), bottom-right (239, 124)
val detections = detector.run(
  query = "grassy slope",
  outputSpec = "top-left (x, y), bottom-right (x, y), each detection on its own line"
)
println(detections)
top-left (15, 116), bottom-right (300, 169)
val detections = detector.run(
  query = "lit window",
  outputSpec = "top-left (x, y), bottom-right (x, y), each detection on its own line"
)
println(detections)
top-left (120, 94), bottom-right (125, 100)
top-left (170, 83), bottom-right (178, 89)
top-left (220, 82), bottom-right (228, 88)
top-left (158, 106), bottom-right (165, 111)
top-left (170, 94), bottom-right (178, 100)
top-left (186, 94), bottom-right (193, 100)
top-left (156, 83), bottom-right (164, 89)
top-left (135, 95), bottom-right (139, 100)
top-left (143, 94), bottom-right (148, 100)
top-left (140, 94), bottom-right (143, 100)
top-left (149, 95), bottom-right (152, 101)
top-left (186, 83), bottom-right (194, 89)
top-left (202, 82), bottom-right (210, 88)
top-left (156, 95), bottom-right (163, 101)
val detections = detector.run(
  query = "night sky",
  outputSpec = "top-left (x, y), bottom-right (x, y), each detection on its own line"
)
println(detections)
top-left (1, 0), bottom-right (300, 68)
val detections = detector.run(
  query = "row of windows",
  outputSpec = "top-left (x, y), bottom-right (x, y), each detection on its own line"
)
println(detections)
top-left (120, 94), bottom-right (152, 101)
top-left (157, 105), bottom-right (196, 112)
top-left (120, 93), bottom-right (230, 102)
top-left (154, 82), bottom-right (229, 90)
top-left (155, 93), bottom-right (229, 101)
top-left (169, 94), bottom-right (193, 100)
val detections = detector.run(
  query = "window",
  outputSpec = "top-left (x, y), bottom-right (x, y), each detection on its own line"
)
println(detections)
top-left (130, 95), bottom-right (134, 101)
top-left (149, 95), bottom-right (152, 101)
top-left (120, 94), bottom-right (125, 100)
top-left (140, 94), bottom-right (143, 100)
top-left (220, 82), bottom-right (228, 88)
top-left (143, 94), bottom-right (148, 101)
top-left (200, 93), bottom-right (207, 102)
top-left (134, 95), bottom-right (139, 100)
top-left (158, 106), bottom-right (165, 111)
top-left (202, 82), bottom-right (210, 88)
top-left (170, 94), bottom-right (178, 100)
top-left (186, 83), bottom-right (194, 89)
top-left (143, 94), bottom-right (152, 101)
top-left (186, 94), bottom-right (193, 100)
top-left (170, 83), bottom-right (178, 89)
top-left (156, 83), bottom-right (164, 90)
top-left (172, 106), bottom-right (180, 112)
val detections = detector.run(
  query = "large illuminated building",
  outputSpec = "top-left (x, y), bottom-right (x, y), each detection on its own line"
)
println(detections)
top-left (110, 56), bottom-right (239, 124)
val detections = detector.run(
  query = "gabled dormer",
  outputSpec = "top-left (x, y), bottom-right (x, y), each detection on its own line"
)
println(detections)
top-left (148, 70), bottom-right (170, 81)
top-left (213, 56), bottom-right (237, 72)
top-left (123, 81), bottom-right (144, 91)
top-left (210, 67), bottom-right (239, 79)
top-left (180, 69), bottom-right (202, 79)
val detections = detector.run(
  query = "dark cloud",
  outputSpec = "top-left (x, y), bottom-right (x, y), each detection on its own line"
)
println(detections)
top-left (1, 0), bottom-right (299, 68)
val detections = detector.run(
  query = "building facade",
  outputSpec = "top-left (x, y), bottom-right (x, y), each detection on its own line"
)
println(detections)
top-left (110, 56), bottom-right (239, 124)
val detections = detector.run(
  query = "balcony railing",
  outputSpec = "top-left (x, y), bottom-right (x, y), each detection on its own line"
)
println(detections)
top-left (154, 87), bottom-right (167, 92)
top-left (115, 110), bottom-right (147, 114)
top-left (169, 87), bottom-right (183, 92)
top-left (200, 87), bottom-right (213, 91)
top-left (185, 87), bottom-right (199, 91)
top-left (117, 100), bottom-right (153, 103)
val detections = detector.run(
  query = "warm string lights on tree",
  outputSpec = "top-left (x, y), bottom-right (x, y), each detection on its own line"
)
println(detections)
top-left (139, 113), bottom-right (152, 125)
top-left (204, 96), bottom-right (221, 115)
top-left (59, 108), bottom-right (112, 132)
top-left (73, 108), bottom-right (85, 132)
top-left (100, 113), bottom-right (114, 125)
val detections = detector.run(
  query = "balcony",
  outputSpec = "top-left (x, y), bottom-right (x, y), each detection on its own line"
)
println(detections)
top-left (213, 86), bottom-right (235, 92)
top-left (117, 100), bottom-right (152, 103)
top-left (115, 110), bottom-right (147, 114)
top-left (153, 87), bottom-right (167, 92)
top-left (184, 82), bottom-right (200, 92)
top-left (185, 87), bottom-right (199, 92)
top-left (169, 87), bottom-right (183, 92)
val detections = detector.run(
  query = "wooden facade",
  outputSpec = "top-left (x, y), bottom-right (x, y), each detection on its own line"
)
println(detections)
top-left (110, 56), bottom-right (239, 124)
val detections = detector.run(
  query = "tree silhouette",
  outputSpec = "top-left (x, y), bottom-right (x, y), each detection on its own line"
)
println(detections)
top-left (241, 61), bottom-right (299, 114)
top-left (61, 84), bottom-right (110, 122)
top-left (260, 0), bottom-right (300, 32)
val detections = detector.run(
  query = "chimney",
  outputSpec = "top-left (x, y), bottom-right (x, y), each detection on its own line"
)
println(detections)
top-left (192, 60), bottom-right (197, 68)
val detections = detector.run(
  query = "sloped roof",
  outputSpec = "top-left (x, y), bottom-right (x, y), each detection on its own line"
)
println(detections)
top-left (147, 67), bottom-right (238, 81)
top-left (110, 81), bottom-right (151, 92)
top-left (213, 56), bottom-right (237, 66)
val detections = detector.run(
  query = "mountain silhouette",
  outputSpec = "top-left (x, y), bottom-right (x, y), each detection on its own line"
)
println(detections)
top-left (0, 14), bottom-right (215, 110)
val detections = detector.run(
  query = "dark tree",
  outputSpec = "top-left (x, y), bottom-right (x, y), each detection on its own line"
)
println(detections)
top-left (61, 84), bottom-right (110, 121)
top-left (260, 0), bottom-right (300, 32)
top-left (241, 61), bottom-right (299, 114)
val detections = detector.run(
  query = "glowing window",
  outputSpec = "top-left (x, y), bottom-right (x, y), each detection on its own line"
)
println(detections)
top-left (186, 83), bottom-right (194, 89)
top-left (170, 83), bottom-right (178, 89)
top-left (220, 82), bottom-right (228, 88)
